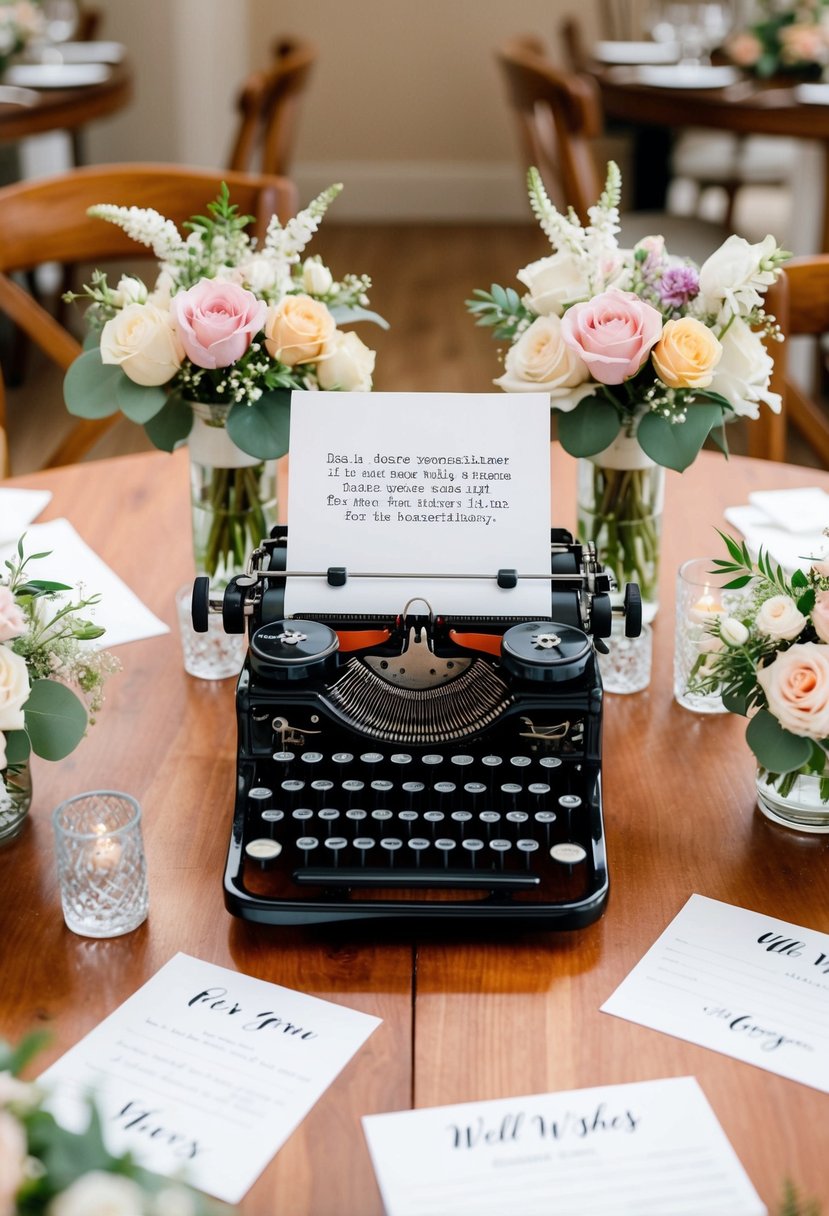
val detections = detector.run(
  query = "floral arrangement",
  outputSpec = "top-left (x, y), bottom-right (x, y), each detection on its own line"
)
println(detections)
top-left (689, 530), bottom-right (829, 796)
top-left (467, 162), bottom-right (788, 473)
top-left (0, 1), bottom-right (43, 74)
top-left (725, 0), bottom-right (829, 78)
top-left (0, 538), bottom-right (118, 779)
top-left (63, 183), bottom-right (385, 581)
top-left (0, 1035), bottom-right (233, 1215)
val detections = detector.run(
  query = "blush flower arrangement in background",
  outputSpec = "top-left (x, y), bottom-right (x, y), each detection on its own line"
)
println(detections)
top-left (689, 530), bottom-right (829, 800)
top-left (725, 0), bottom-right (829, 78)
top-left (0, 0), bottom-right (43, 74)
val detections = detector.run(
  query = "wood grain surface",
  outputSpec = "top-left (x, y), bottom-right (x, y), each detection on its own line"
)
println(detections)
top-left (2, 444), bottom-right (827, 1213)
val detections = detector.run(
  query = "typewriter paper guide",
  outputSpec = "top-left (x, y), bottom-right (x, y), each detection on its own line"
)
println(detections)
top-left (285, 391), bottom-right (552, 618)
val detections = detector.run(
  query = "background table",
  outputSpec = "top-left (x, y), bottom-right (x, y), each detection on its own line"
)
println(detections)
top-left (1, 445), bottom-right (828, 1213)
top-left (0, 58), bottom-right (132, 144)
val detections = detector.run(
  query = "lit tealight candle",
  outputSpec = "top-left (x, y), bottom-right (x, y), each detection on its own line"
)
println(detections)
top-left (89, 824), bottom-right (122, 872)
top-left (689, 588), bottom-right (722, 623)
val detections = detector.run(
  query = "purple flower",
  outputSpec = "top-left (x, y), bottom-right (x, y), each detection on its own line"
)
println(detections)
top-left (659, 266), bottom-right (700, 309)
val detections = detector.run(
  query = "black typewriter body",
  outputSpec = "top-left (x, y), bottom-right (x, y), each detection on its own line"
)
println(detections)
top-left (193, 528), bottom-right (641, 930)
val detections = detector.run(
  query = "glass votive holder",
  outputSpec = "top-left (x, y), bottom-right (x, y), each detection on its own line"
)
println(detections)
top-left (175, 583), bottom-right (245, 680)
top-left (599, 619), bottom-right (653, 694)
top-left (673, 557), bottom-right (732, 714)
top-left (53, 791), bottom-right (149, 938)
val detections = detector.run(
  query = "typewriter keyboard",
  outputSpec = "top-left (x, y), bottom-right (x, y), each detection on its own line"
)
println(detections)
top-left (228, 740), bottom-right (608, 926)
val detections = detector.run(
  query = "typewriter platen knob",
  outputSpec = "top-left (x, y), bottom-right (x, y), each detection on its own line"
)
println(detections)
top-left (500, 621), bottom-right (592, 683)
top-left (249, 619), bottom-right (339, 681)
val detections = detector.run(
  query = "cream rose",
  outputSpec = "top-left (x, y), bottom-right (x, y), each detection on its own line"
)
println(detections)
top-left (515, 250), bottom-right (620, 317)
top-left (0, 1109), bottom-right (26, 1216)
top-left (48, 1171), bottom-right (145, 1216)
top-left (720, 617), bottom-right (750, 647)
top-left (0, 588), bottom-right (25, 643)
top-left (0, 645), bottom-right (29, 734)
top-left (652, 316), bottom-right (722, 389)
top-left (757, 642), bottom-right (829, 740)
top-left (811, 590), bottom-right (829, 644)
top-left (264, 295), bottom-right (336, 367)
top-left (100, 303), bottom-right (184, 387)
top-left (755, 594), bottom-right (807, 641)
top-left (316, 331), bottom-right (375, 391)
top-left (496, 315), bottom-right (591, 410)
top-left (708, 317), bottom-right (781, 420)
top-left (302, 258), bottom-right (334, 296)
top-left (698, 233), bottom-right (779, 319)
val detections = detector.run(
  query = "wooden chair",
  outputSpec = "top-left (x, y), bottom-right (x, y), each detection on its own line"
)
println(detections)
top-left (0, 163), bottom-right (297, 475)
top-left (749, 255), bottom-right (829, 466)
top-left (227, 38), bottom-right (316, 177)
top-left (497, 36), bottom-right (729, 264)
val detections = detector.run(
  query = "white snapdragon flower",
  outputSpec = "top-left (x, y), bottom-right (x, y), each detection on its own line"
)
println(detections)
top-left (698, 234), bottom-right (779, 319)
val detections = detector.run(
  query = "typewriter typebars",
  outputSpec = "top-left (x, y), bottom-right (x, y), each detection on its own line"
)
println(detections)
top-left (192, 528), bottom-right (642, 929)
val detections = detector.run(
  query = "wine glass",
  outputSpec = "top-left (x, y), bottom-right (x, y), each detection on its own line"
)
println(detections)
top-left (41, 0), bottom-right (80, 46)
top-left (645, 1), bottom-right (734, 64)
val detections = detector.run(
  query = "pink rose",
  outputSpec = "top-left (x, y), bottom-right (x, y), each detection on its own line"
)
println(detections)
top-left (757, 642), bottom-right (829, 740)
top-left (812, 590), bottom-right (829, 644)
top-left (0, 588), bottom-right (25, 642)
top-left (560, 288), bottom-right (663, 385)
top-left (170, 279), bottom-right (267, 370)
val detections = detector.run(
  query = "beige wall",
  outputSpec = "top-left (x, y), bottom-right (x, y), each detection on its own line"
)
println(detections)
top-left (86, 0), bottom-right (610, 220)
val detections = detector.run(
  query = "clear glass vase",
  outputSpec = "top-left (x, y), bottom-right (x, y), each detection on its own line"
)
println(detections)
top-left (577, 433), bottom-right (665, 625)
top-left (188, 402), bottom-right (278, 587)
top-left (756, 768), bottom-right (829, 833)
top-left (0, 762), bottom-right (32, 845)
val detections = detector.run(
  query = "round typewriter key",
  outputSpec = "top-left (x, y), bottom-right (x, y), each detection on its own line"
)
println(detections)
top-left (480, 811), bottom-right (500, 824)
top-left (559, 795), bottom-right (583, 810)
top-left (422, 754), bottom-right (443, 767)
top-left (346, 808), bottom-right (367, 821)
top-left (332, 752), bottom-right (354, 765)
top-left (540, 756), bottom-right (563, 770)
top-left (245, 838), bottom-right (282, 861)
top-left (402, 781), bottom-right (425, 794)
top-left (342, 779), bottom-right (364, 793)
top-left (490, 839), bottom-right (512, 852)
top-left (353, 837), bottom-right (376, 853)
top-left (462, 838), bottom-right (484, 853)
top-left (501, 783), bottom-right (522, 796)
top-left (248, 786), bottom-right (272, 805)
top-left (551, 842), bottom-right (587, 865)
top-left (300, 752), bottom-right (324, 765)
top-left (507, 810), bottom-right (528, 824)
top-left (501, 621), bottom-right (592, 683)
top-left (251, 619), bottom-right (339, 680)
top-left (481, 755), bottom-right (502, 768)
top-left (390, 753), bottom-right (412, 765)
top-left (535, 811), bottom-right (557, 824)
top-left (312, 779), bottom-right (334, 793)
top-left (371, 779), bottom-right (394, 793)
top-left (510, 755), bottom-right (532, 768)
top-left (319, 808), bottom-right (340, 822)
top-left (529, 783), bottom-right (551, 796)
top-left (281, 779), bottom-right (305, 794)
top-left (424, 810), bottom-right (444, 824)
top-left (360, 752), bottom-right (384, 765)
top-left (451, 810), bottom-right (472, 823)
top-left (261, 809), bottom-right (285, 823)
top-left (434, 781), bottom-right (456, 795)
top-left (517, 839), bottom-right (540, 853)
top-left (292, 808), bottom-right (313, 821)
top-left (296, 836), bottom-right (319, 853)
top-left (324, 836), bottom-right (348, 852)
top-left (408, 837), bottom-right (430, 853)
top-left (435, 838), bottom-right (456, 851)
top-left (273, 751), bottom-right (294, 764)
top-left (381, 837), bottom-right (403, 854)
top-left (464, 782), bottom-right (487, 796)
top-left (399, 810), bottom-right (419, 823)
top-left (371, 809), bottom-right (393, 821)
top-left (450, 754), bottom-right (474, 767)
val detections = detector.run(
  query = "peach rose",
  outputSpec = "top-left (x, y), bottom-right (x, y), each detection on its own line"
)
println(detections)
top-left (0, 589), bottom-right (25, 643)
top-left (170, 279), bottom-right (266, 370)
top-left (726, 30), bottom-right (763, 67)
top-left (560, 288), bottom-right (663, 385)
top-left (264, 295), bottom-right (336, 367)
top-left (100, 303), bottom-right (184, 387)
top-left (652, 317), bottom-right (722, 389)
top-left (812, 590), bottom-right (829, 644)
top-left (755, 594), bottom-right (807, 642)
top-left (757, 642), bottom-right (829, 740)
top-left (495, 315), bottom-right (591, 409)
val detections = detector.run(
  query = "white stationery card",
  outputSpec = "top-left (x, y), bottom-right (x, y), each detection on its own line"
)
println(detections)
top-left (0, 518), bottom-right (168, 646)
top-left (362, 1076), bottom-right (765, 1216)
top-left (39, 952), bottom-right (382, 1204)
top-left (0, 486), bottom-right (52, 543)
top-left (285, 391), bottom-right (552, 617)
top-left (602, 894), bottom-right (829, 1092)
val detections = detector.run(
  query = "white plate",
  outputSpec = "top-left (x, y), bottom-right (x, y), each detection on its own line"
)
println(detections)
top-left (3, 61), bottom-right (110, 88)
top-left (595, 39), bottom-right (679, 65)
top-left (634, 63), bottom-right (739, 88)
top-left (40, 40), bottom-right (126, 64)
top-left (794, 83), bottom-right (829, 105)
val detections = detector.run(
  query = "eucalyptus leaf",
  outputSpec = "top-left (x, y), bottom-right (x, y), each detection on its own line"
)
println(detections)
top-left (327, 303), bottom-right (390, 330)
top-left (637, 403), bottom-right (723, 472)
top-left (746, 709), bottom-right (812, 774)
top-left (226, 390), bottom-right (291, 459)
top-left (557, 396), bottom-right (620, 457)
top-left (115, 377), bottom-right (168, 423)
top-left (722, 687), bottom-right (749, 716)
top-left (63, 348), bottom-right (124, 419)
top-left (23, 680), bottom-right (88, 762)
top-left (143, 396), bottom-right (194, 452)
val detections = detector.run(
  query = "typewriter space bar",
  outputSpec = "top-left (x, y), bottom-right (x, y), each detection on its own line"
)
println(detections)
top-left (294, 867), bottom-right (541, 889)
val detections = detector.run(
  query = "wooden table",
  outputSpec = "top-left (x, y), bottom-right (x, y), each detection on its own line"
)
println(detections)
top-left (1, 445), bottom-right (827, 1213)
top-left (593, 65), bottom-right (829, 250)
top-left (0, 56), bottom-right (131, 144)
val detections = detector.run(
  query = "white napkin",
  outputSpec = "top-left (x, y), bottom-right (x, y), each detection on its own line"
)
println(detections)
top-left (0, 518), bottom-right (168, 647)
top-left (0, 487), bottom-right (52, 544)
top-left (724, 487), bottom-right (829, 573)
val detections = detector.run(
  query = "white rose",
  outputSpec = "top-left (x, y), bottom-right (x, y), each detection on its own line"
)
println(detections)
top-left (720, 617), bottom-right (750, 647)
top-left (708, 317), bottom-right (781, 419)
top-left (239, 254), bottom-right (278, 295)
top-left (100, 303), bottom-right (184, 387)
top-left (316, 331), bottom-right (375, 391)
top-left (495, 315), bottom-right (592, 411)
top-left (48, 1171), bottom-right (145, 1216)
top-left (0, 1071), bottom-right (39, 1109)
top-left (0, 645), bottom-right (29, 733)
top-left (0, 1109), bottom-right (26, 1216)
top-left (756, 594), bottom-right (807, 641)
top-left (302, 258), bottom-right (334, 296)
top-left (148, 270), bottom-right (175, 309)
top-left (698, 233), bottom-right (779, 318)
top-left (113, 275), bottom-right (147, 306)
top-left (152, 1186), bottom-right (197, 1216)
top-left (516, 252), bottom-right (594, 317)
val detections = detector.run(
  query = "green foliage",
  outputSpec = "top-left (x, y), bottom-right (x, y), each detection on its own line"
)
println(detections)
top-left (226, 389), bottom-right (291, 459)
top-left (465, 284), bottom-right (531, 342)
top-left (557, 395), bottom-right (621, 457)
top-left (63, 348), bottom-right (123, 419)
top-left (22, 679), bottom-right (88, 762)
top-left (747, 709), bottom-right (813, 774)
top-left (637, 403), bottom-right (723, 472)
top-left (779, 1179), bottom-right (822, 1216)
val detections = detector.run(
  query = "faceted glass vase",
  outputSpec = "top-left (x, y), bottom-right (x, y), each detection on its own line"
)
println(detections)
top-left (756, 768), bottom-right (829, 833)
top-left (0, 762), bottom-right (32, 845)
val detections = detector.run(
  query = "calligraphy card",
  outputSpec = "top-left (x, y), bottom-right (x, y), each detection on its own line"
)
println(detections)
top-left (602, 893), bottom-right (829, 1093)
top-left (362, 1075), bottom-right (764, 1216)
top-left (39, 952), bottom-right (381, 1204)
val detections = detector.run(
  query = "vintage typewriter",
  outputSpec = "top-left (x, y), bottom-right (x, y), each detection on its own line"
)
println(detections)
top-left (192, 527), bottom-right (641, 929)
